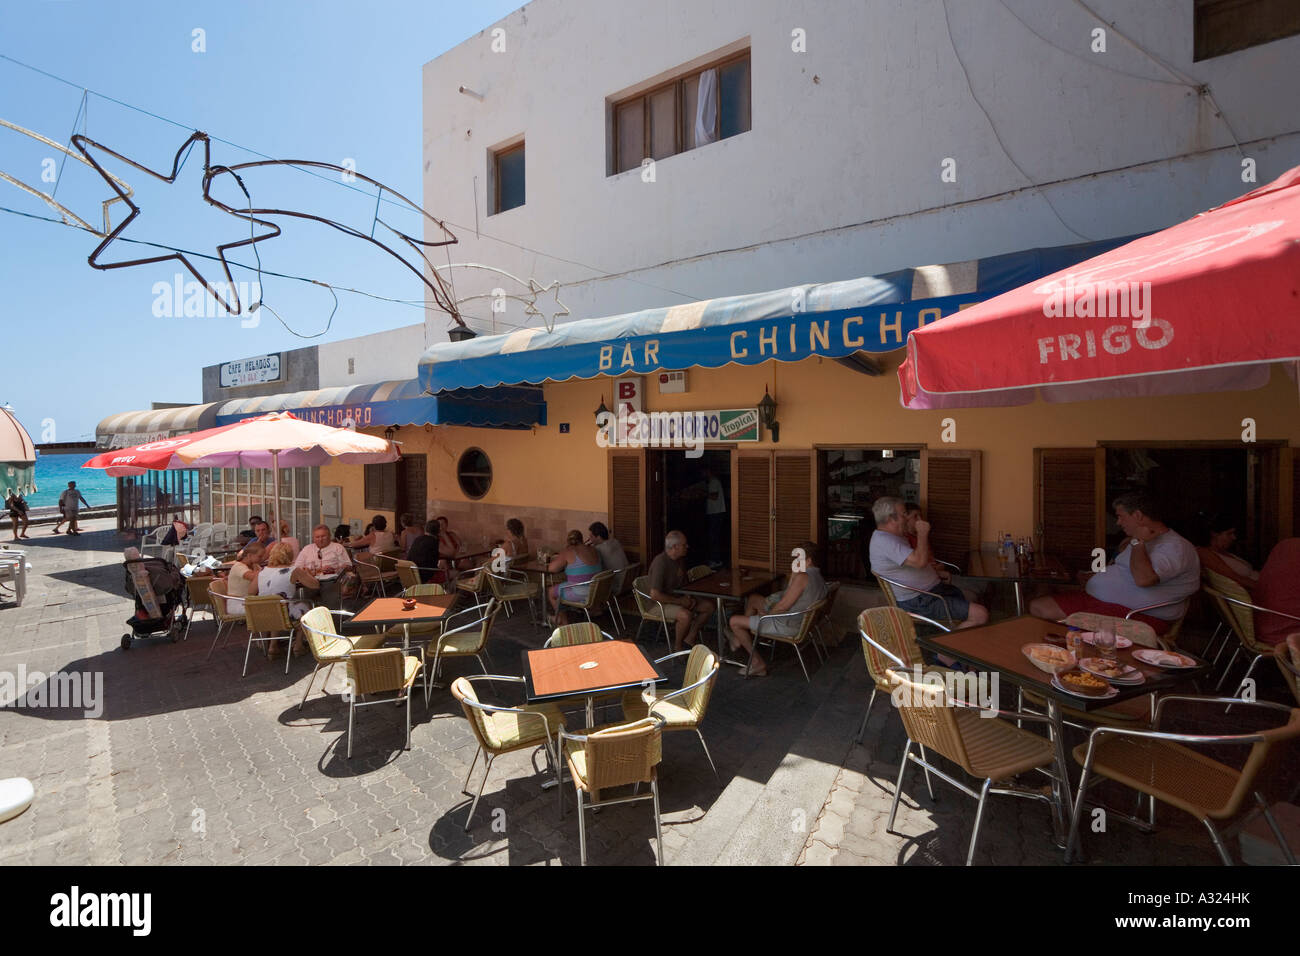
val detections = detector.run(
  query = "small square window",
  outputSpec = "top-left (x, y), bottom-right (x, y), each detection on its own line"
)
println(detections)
top-left (492, 142), bottom-right (525, 214)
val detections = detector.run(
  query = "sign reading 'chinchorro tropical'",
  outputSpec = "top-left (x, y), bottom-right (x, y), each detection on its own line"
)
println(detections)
top-left (219, 354), bottom-right (282, 388)
top-left (597, 407), bottom-right (760, 459)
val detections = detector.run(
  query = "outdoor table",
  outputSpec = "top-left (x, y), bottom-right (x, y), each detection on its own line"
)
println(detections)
top-left (678, 568), bottom-right (784, 666)
top-left (522, 639), bottom-right (667, 728)
top-left (962, 549), bottom-right (1071, 615)
top-left (913, 614), bottom-right (1206, 851)
top-left (350, 594), bottom-right (458, 650)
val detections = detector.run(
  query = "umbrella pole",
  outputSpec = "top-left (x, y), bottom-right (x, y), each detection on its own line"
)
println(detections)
top-left (272, 450), bottom-right (282, 544)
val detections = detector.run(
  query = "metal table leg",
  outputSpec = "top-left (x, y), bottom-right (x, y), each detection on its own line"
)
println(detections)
top-left (1014, 581), bottom-right (1024, 617)
top-left (1046, 698), bottom-right (1073, 853)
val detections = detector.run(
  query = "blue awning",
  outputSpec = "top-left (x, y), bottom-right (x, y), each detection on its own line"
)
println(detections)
top-left (418, 235), bottom-right (1141, 392)
top-left (213, 380), bottom-right (545, 430)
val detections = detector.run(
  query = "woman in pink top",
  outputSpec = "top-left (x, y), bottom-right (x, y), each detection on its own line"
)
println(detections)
top-left (1253, 538), bottom-right (1300, 645)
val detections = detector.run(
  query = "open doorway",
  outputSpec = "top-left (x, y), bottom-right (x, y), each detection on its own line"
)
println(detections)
top-left (652, 449), bottom-right (732, 568)
top-left (818, 448), bottom-right (922, 579)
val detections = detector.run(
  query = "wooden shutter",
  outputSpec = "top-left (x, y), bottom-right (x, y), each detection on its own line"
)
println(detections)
top-left (920, 449), bottom-right (981, 564)
top-left (364, 463), bottom-right (398, 511)
top-left (774, 453), bottom-right (813, 573)
top-left (397, 455), bottom-right (427, 523)
top-left (609, 452), bottom-right (644, 563)
top-left (1035, 447), bottom-right (1105, 574)
top-left (734, 452), bottom-right (773, 570)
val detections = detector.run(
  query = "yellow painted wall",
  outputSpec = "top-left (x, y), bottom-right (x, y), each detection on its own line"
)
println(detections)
top-left (320, 358), bottom-right (1298, 542)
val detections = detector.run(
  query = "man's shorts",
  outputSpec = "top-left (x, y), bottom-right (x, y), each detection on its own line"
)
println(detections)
top-left (897, 582), bottom-right (970, 623)
top-left (1053, 591), bottom-right (1174, 636)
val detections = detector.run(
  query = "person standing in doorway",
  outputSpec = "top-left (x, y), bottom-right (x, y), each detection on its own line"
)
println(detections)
top-left (59, 481), bottom-right (90, 536)
top-left (704, 466), bottom-right (727, 568)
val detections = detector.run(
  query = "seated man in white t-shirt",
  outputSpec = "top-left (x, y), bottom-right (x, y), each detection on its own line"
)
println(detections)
top-left (868, 496), bottom-right (988, 629)
top-left (293, 524), bottom-right (351, 575)
top-left (1029, 493), bottom-right (1199, 636)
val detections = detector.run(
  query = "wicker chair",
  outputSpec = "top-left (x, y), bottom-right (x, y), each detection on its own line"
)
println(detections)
top-left (605, 562), bottom-right (638, 633)
top-left (203, 579), bottom-right (247, 663)
top-left (420, 599), bottom-right (502, 704)
top-left (241, 595), bottom-right (294, 677)
top-left (632, 574), bottom-right (674, 653)
top-left (486, 567), bottom-right (539, 622)
top-left (455, 563), bottom-right (491, 608)
top-left (545, 622), bottom-right (614, 647)
top-left (621, 643), bottom-right (720, 778)
top-left (297, 606), bottom-right (385, 710)
top-left (1203, 569), bottom-right (1300, 696)
top-left (886, 668), bottom-right (1061, 866)
top-left (1067, 696), bottom-right (1300, 865)
top-left (1062, 611), bottom-right (1162, 649)
top-left (560, 717), bottom-right (666, 866)
top-left (451, 674), bottom-right (564, 830)
top-left (557, 570), bottom-right (616, 626)
top-left (342, 648), bottom-right (422, 758)
top-left (183, 575), bottom-right (215, 642)
top-left (1277, 634), bottom-right (1300, 706)
top-left (874, 573), bottom-right (957, 628)
top-left (857, 606), bottom-right (952, 744)
top-left (394, 560), bottom-right (422, 590)
top-left (812, 580), bottom-right (842, 648)
top-left (352, 551), bottom-right (398, 599)
top-left (749, 599), bottom-right (827, 681)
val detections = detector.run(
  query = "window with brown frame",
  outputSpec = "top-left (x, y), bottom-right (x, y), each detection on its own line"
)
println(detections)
top-left (611, 51), bottom-right (751, 175)
top-left (1194, 0), bottom-right (1300, 60)
top-left (491, 141), bottom-right (525, 214)
top-left (364, 462), bottom-right (398, 511)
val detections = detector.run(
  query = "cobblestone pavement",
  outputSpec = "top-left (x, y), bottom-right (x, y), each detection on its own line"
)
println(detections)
top-left (1, 524), bottom-right (1288, 866)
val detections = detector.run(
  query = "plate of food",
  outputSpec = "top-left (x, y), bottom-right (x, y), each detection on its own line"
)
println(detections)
top-left (1022, 643), bottom-right (1075, 675)
top-left (1080, 632), bottom-right (1133, 650)
top-left (1052, 670), bottom-right (1119, 699)
top-left (1078, 657), bottom-right (1145, 684)
top-left (1132, 648), bottom-right (1199, 669)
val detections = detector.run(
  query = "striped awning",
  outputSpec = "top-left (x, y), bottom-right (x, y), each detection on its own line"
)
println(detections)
top-left (95, 404), bottom-right (222, 449)
top-left (418, 235), bottom-right (1142, 392)
top-left (96, 380), bottom-right (546, 447)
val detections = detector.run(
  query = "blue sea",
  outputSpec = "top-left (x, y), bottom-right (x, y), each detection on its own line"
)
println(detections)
top-left (27, 453), bottom-right (117, 508)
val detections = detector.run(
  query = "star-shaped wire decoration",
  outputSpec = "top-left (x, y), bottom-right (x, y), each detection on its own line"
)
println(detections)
top-left (72, 132), bottom-right (281, 315)
top-left (523, 279), bottom-right (570, 332)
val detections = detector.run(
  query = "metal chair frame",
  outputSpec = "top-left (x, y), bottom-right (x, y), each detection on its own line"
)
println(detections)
top-left (241, 595), bottom-right (294, 677)
top-left (298, 609), bottom-right (358, 710)
top-left (1205, 589), bottom-right (1300, 696)
top-left (875, 574), bottom-right (957, 628)
top-left (749, 601), bottom-right (826, 681)
top-left (344, 648), bottom-right (421, 758)
top-left (632, 576), bottom-right (674, 653)
top-left (420, 599), bottom-right (501, 704)
top-left (559, 716), bottom-right (666, 866)
top-left (635, 648), bottom-right (721, 778)
top-left (557, 569), bottom-right (616, 626)
top-left (454, 674), bottom-right (559, 830)
top-left (1066, 696), bottom-right (1299, 865)
top-left (885, 668), bottom-right (1064, 866)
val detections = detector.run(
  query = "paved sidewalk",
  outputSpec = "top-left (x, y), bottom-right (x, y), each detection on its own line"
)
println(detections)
top-left (1, 524), bottom-right (1284, 866)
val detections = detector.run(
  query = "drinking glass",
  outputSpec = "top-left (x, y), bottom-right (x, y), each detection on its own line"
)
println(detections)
top-left (1094, 625), bottom-right (1117, 663)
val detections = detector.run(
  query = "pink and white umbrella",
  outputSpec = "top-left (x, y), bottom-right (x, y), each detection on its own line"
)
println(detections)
top-left (84, 412), bottom-right (399, 532)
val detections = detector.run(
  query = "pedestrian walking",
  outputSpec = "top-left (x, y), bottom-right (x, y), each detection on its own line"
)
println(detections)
top-left (57, 481), bottom-right (90, 536)
top-left (6, 489), bottom-right (30, 540)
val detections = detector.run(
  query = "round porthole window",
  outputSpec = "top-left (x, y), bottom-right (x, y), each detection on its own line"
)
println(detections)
top-left (457, 447), bottom-right (492, 499)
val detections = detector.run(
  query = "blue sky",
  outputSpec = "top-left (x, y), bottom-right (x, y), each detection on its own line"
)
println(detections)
top-left (0, 0), bottom-right (523, 442)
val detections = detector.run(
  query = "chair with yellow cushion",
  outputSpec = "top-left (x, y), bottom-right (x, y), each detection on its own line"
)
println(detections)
top-left (343, 648), bottom-right (422, 758)
top-left (394, 559), bottom-right (422, 590)
top-left (297, 606), bottom-right (385, 711)
top-left (451, 674), bottom-right (564, 830)
top-left (486, 566), bottom-right (540, 622)
top-left (420, 598), bottom-right (502, 704)
top-left (1067, 696), bottom-right (1300, 865)
top-left (454, 563), bottom-right (491, 608)
top-left (544, 622), bottom-right (613, 647)
top-left (559, 716), bottom-right (665, 866)
top-left (857, 606), bottom-right (953, 744)
top-left (183, 574), bottom-right (215, 642)
top-left (621, 643), bottom-right (720, 778)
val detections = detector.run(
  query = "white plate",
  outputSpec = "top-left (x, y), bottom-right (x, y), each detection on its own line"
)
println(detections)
top-left (1080, 631), bottom-right (1133, 650)
top-left (1078, 658), bottom-right (1145, 684)
top-left (1132, 648), bottom-right (1199, 669)
top-left (1051, 673), bottom-right (1119, 700)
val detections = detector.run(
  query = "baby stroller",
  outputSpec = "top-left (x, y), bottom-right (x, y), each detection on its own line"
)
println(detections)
top-left (122, 556), bottom-right (187, 650)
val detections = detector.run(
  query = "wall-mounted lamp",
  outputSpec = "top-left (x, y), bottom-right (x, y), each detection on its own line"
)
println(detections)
top-left (594, 397), bottom-right (610, 422)
top-left (757, 387), bottom-right (779, 442)
top-left (384, 426), bottom-right (399, 442)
